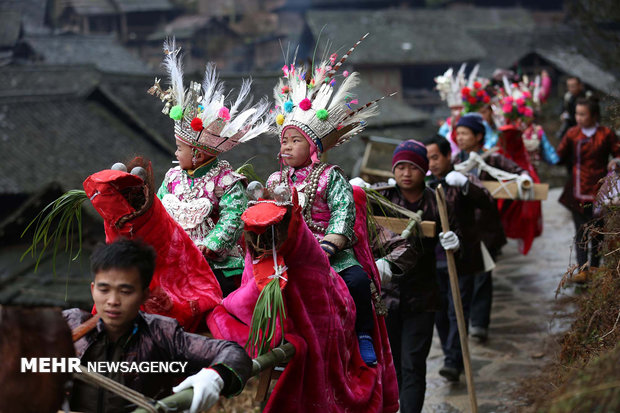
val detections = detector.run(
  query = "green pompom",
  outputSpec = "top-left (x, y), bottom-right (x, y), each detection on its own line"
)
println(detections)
top-left (169, 105), bottom-right (184, 120)
top-left (316, 109), bottom-right (329, 121)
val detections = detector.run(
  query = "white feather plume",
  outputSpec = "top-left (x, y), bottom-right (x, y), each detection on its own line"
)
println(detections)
top-left (328, 72), bottom-right (359, 110)
top-left (162, 37), bottom-right (186, 108)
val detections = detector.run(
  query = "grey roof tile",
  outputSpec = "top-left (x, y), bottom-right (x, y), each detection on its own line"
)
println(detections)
top-left (23, 34), bottom-right (153, 75)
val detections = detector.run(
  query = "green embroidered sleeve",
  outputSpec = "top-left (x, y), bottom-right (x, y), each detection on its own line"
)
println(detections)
top-left (200, 180), bottom-right (247, 254)
top-left (156, 179), bottom-right (169, 200)
top-left (326, 169), bottom-right (356, 241)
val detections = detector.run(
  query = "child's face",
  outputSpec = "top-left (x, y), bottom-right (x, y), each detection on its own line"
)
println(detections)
top-left (91, 267), bottom-right (149, 340)
top-left (175, 139), bottom-right (195, 170)
top-left (575, 104), bottom-right (595, 128)
top-left (280, 129), bottom-right (311, 168)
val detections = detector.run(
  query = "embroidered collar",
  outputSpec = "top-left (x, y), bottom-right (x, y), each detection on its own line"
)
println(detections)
top-left (185, 157), bottom-right (218, 178)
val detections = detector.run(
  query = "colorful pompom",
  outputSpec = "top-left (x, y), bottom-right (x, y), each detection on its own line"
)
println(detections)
top-left (299, 98), bottom-right (312, 111)
top-left (197, 104), bottom-right (205, 113)
top-left (218, 107), bottom-right (231, 121)
top-left (343, 71), bottom-right (349, 77)
top-left (276, 114), bottom-right (285, 125)
top-left (190, 117), bottom-right (204, 131)
top-left (169, 105), bottom-right (184, 120)
top-left (461, 87), bottom-right (471, 97)
top-left (281, 86), bottom-right (290, 94)
top-left (473, 81), bottom-right (482, 89)
top-left (316, 109), bottom-right (329, 120)
top-left (329, 53), bottom-right (338, 64)
top-left (330, 79), bottom-right (336, 87)
top-left (284, 100), bottom-right (294, 113)
top-left (483, 95), bottom-right (491, 103)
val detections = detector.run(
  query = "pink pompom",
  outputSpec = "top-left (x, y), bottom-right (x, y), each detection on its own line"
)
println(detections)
top-left (524, 107), bottom-right (534, 117)
top-left (343, 71), bottom-right (349, 77)
top-left (516, 98), bottom-right (525, 107)
top-left (517, 106), bottom-right (526, 115)
top-left (299, 98), bottom-right (312, 111)
top-left (502, 104), bottom-right (513, 114)
top-left (218, 107), bottom-right (231, 121)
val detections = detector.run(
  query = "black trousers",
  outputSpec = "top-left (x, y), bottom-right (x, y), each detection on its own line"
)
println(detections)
top-left (571, 205), bottom-right (602, 267)
top-left (435, 265), bottom-right (473, 370)
top-left (386, 309), bottom-right (435, 413)
top-left (338, 265), bottom-right (374, 333)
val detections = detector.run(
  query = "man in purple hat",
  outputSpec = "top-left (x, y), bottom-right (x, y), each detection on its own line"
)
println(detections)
top-left (370, 139), bottom-right (460, 413)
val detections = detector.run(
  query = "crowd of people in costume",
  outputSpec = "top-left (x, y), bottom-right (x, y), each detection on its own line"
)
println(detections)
top-left (57, 36), bottom-right (620, 413)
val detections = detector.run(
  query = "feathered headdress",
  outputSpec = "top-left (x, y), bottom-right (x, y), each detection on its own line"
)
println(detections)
top-left (434, 64), bottom-right (467, 108)
top-left (148, 38), bottom-right (273, 156)
top-left (272, 33), bottom-right (393, 155)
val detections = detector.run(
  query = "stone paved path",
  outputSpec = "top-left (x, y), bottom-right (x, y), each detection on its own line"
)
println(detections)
top-left (422, 188), bottom-right (575, 413)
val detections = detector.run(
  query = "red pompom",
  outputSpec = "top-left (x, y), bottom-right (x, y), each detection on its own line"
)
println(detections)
top-left (483, 95), bottom-right (491, 103)
top-left (461, 87), bottom-right (471, 97)
top-left (468, 96), bottom-right (477, 104)
top-left (476, 90), bottom-right (484, 97)
top-left (191, 117), bottom-right (204, 131)
top-left (299, 98), bottom-right (312, 111)
top-left (473, 81), bottom-right (482, 89)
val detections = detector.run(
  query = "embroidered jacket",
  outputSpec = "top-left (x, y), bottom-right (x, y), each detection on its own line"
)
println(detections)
top-left (157, 159), bottom-right (247, 273)
top-left (557, 125), bottom-right (620, 214)
top-left (267, 163), bottom-right (358, 273)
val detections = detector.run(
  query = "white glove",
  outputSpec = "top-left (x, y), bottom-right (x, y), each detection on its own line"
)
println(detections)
top-left (375, 259), bottom-right (392, 285)
top-left (445, 171), bottom-right (468, 187)
top-left (173, 368), bottom-right (224, 413)
top-left (349, 177), bottom-right (370, 188)
top-left (439, 231), bottom-right (460, 251)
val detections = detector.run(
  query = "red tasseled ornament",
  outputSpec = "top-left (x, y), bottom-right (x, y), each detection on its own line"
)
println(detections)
top-left (299, 98), bottom-right (312, 111)
top-left (191, 117), bottom-right (204, 131)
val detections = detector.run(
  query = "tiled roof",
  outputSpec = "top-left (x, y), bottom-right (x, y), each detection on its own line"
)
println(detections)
top-left (114, 0), bottom-right (175, 13)
top-left (531, 48), bottom-right (620, 98)
top-left (23, 34), bottom-right (153, 75)
top-left (65, 0), bottom-right (117, 16)
top-left (0, 66), bottom-right (173, 196)
top-left (305, 8), bottom-right (536, 65)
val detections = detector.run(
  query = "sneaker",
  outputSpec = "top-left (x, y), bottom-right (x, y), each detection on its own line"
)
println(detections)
top-left (357, 333), bottom-right (377, 366)
top-left (470, 326), bottom-right (488, 342)
top-left (439, 365), bottom-right (461, 382)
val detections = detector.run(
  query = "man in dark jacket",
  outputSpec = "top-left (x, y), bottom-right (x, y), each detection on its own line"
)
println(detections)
top-left (453, 113), bottom-right (527, 342)
top-left (64, 239), bottom-right (252, 413)
top-left (371, 140), bottom-right (460, 413)
top-left (424, 134), bottom-right (497, 381)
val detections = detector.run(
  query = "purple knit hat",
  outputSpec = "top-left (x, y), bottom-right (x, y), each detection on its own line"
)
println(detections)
top-left (392, 139), bottom-right (429, 173)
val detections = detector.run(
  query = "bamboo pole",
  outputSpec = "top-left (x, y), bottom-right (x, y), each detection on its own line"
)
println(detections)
top-left (131, 342), bottom-right (296, 413)
top-left (435, 184), bottom-right (478, 413)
